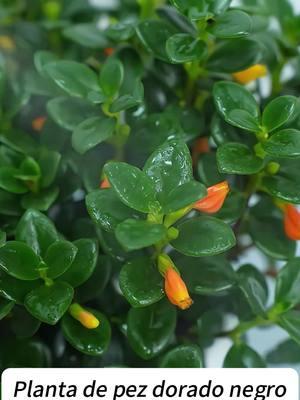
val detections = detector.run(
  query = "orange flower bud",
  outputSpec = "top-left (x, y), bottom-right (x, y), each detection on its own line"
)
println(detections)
top-left (104, 47), bottom-right (114, 57)
top-left (164, 267), bottom-right (193, 310)
top-left (32, 116), bottom-right (46, 132)
top-left (232, 64), bottom-right (267, 85)
top-left (284, 204), bottom-right (300, 241)
top-left (194, 181), bottom-right (229, 214)
top-left (100, 177), bottom-right (111, 189)
top-left (69, 304), bottom-right (100, 329)
top-left (192, 137), bottom-right (209, 164)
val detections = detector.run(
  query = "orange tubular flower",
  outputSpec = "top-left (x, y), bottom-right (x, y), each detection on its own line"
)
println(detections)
top-left (32, 116), bottom-right (46, 132)
top-left (194, 181), bottom-right (229, 214)
top-left (164, 267), bottom-right (193, 310)
top-left (69, 304), bottom-right (100, 329)
top-left (233, 64), bottom-right (267, 85)
top-left (284, 204), bottom-right (300, 241)
top-left (100, 177), bottom-right (111, 189)
top-left (104, 47), bottom-right (114, 57)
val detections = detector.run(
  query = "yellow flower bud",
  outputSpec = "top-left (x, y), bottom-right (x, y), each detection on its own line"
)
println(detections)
top-left (69, 304), bottom-right (100, 329)
top-left (233, 64), bottom-right (267, 85)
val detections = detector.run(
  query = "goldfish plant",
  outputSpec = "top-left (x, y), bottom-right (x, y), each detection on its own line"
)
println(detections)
top-left (0, 0), bottom-right (300, 369)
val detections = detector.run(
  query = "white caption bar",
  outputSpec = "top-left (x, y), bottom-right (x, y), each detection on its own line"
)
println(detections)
top-left (1, 368), bottom-right (299, 400)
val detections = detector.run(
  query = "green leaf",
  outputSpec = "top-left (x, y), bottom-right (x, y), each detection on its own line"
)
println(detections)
top-left (0, 338), bottom-right (50, 368)
top-left (217, 143), bottom-right (264, 175)
top-left (172, 217), bottom-right (236, 257)
top-left (21, 187), bottom-right (59, 211)
top-left (267, 339), bottom-right (300, 365)
top-left (208, 39), bottom-right (262, 73)
top-left (17, 157), bottom-right (41, 181)
top-left (262, 96), bottom-right (300, 133)
top-left (47, 97), bottom-right (98, 131)
top-left (61, 308), bottom-right (111, 356)
top-left (213, 81), bottom-right (259, 127)
top-left (225, 109), bottom-right (261, 132)
top-left (163, 181), bottom-right (207, 213)
top-left (34, 50), bottom-right (59, 75)
top-left (11, 307), bottom-right (41, 338)
top-left (58, 239), bottom-right (98, 287)
top-left (116, 219), bottom-right (167, 250)
top-left (0, 274), bottom-right (40, 304)
top-left (25, 282), bottom-right (74, 325)
top-left (44, 240), bottom-right (78, 279)
top-left (110, 79), bottom-right (144, 113)
top-left (105, 22), bottom-right (135, 42)
top-left (72, 116), bottom-right (116, 154)
top-left (237, 267), bottom-right (267, 316)
top-left (76, 256), bottom-right (111, 303)
top-left (104, 162), bottom-right (158, 213)
top-left (16, 209), bottom-right (59, 257)
top-left (249, 217), bottom-right (296, 260)
top-left (0, 298), bottom-right (15, 320)
top-left (100, 57), bottom-right (124, 98)
top-left (119, 257), bottom-right (164, 307)
top-left (262, 175), bottom-right (300, 204)
top-left (44, 61), bottom-right (101, 98)
top-left (208, 10), bottom-right (252, 39)
top-left (279, 310), bottom-right (300, 346)
top-left (86, 188), bottom-right (138, 232)
top-left (63, 23), bottom-right (108, 48)
top-left (275, 258), bottom-right (300, 311)
top-left (178, 256), bottom-right (236, 295)
top-left (166, 34), bottom-right (207, 63)
top-left (136, 20), bottom-right (176, 62)
top-left (0, 167), bottom-right (28, 194)
top-left (144, 140), bottom-right (193, 207)
top-left (262, 129), bottom-right (300, 158)
top-left (224, 343), bottom-right (266, 367)
top-left (160, 345), bottom-right (203, 367)
top-left (0, 241), bottom-right (41, 280)
top-left (127, 300), bottom-right (176, 359)
top-left (38, 148), bottom-right (61, 188)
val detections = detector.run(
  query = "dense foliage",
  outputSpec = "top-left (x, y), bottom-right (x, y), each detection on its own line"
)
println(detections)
top-left (0, 0), bottom-right (300, 369)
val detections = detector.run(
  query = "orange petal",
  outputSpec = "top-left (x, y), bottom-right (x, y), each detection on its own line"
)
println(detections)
top-left (164, 268), bottom-right (193, 310)
top-left (232, 64), bottom-right (267, 85)
top-left (32, 116), bottom-right (46, 132)
top-left (194, 181), bottom-right (229, 214)
top-left (284, 204), bottom-right (300, 240)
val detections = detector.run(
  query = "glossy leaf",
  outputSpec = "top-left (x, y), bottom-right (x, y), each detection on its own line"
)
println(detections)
top-left (172, 217), bottom-right (236, 257)
top-left (104, 162), bottom-right (158, 213)
top-left (58, 239), bottom-right (98, 287)
top-left (127, 300), bottom-right (176, 359)
top-left (86, 188), bottom-right (137, 232)
top-left (262, 96), bottom-right (300, 132)
top-left (249, 217), bottom-right (296, 260)
top-left (62, 309), bottom-right (111, 356)
top-left (263, 176), bottom-right (300, 204)
top-left (63, 23), bottom-right (108, 48)
top-left (44, 61), bottom-right (101, 98)
top-left (16, 209), bottom-right (59, 257)
top-left (163, 180), bottom-right (207, 213)
top-left (0, 167), bottom-right (28, 194)
top-left (224, 343), bottom-right (266, 367)
top-left (160, 345), bottom-right (203, 367)
top-left (25, 282), bottom-right (74, 325)
top-left (0, 274), bottom-right (40, 304)
top-left (276, 258), bottom-right (300, 311)
top-left (217, 143), bottom-right (264, 175)
top-left (72, 116), bottom-right (116, 154)
top-left (116, 219), bottom-right (167, 250)
top-left (279, 311), bottom-right (300, 346)
top-left (100, 57), bottom-right (124, 98)
top-left (209, 10), bottom-right (252, 39)
top-left (262, 129), bottom-right (300, 158)
top-left (166, 34), bottom-right (207, 63)
top-left (0, 241), bottom-right (41, 280)
top-left (136, 20), bottom-right (176, 62)
top-left (44, 240), bottom-right (78, 279)
top-left (119, 257), bottom-right (164, 307)
top-left (0, 298), bottom-right (15, 320)
top-left (144, 140), bottom-right (193, 207)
